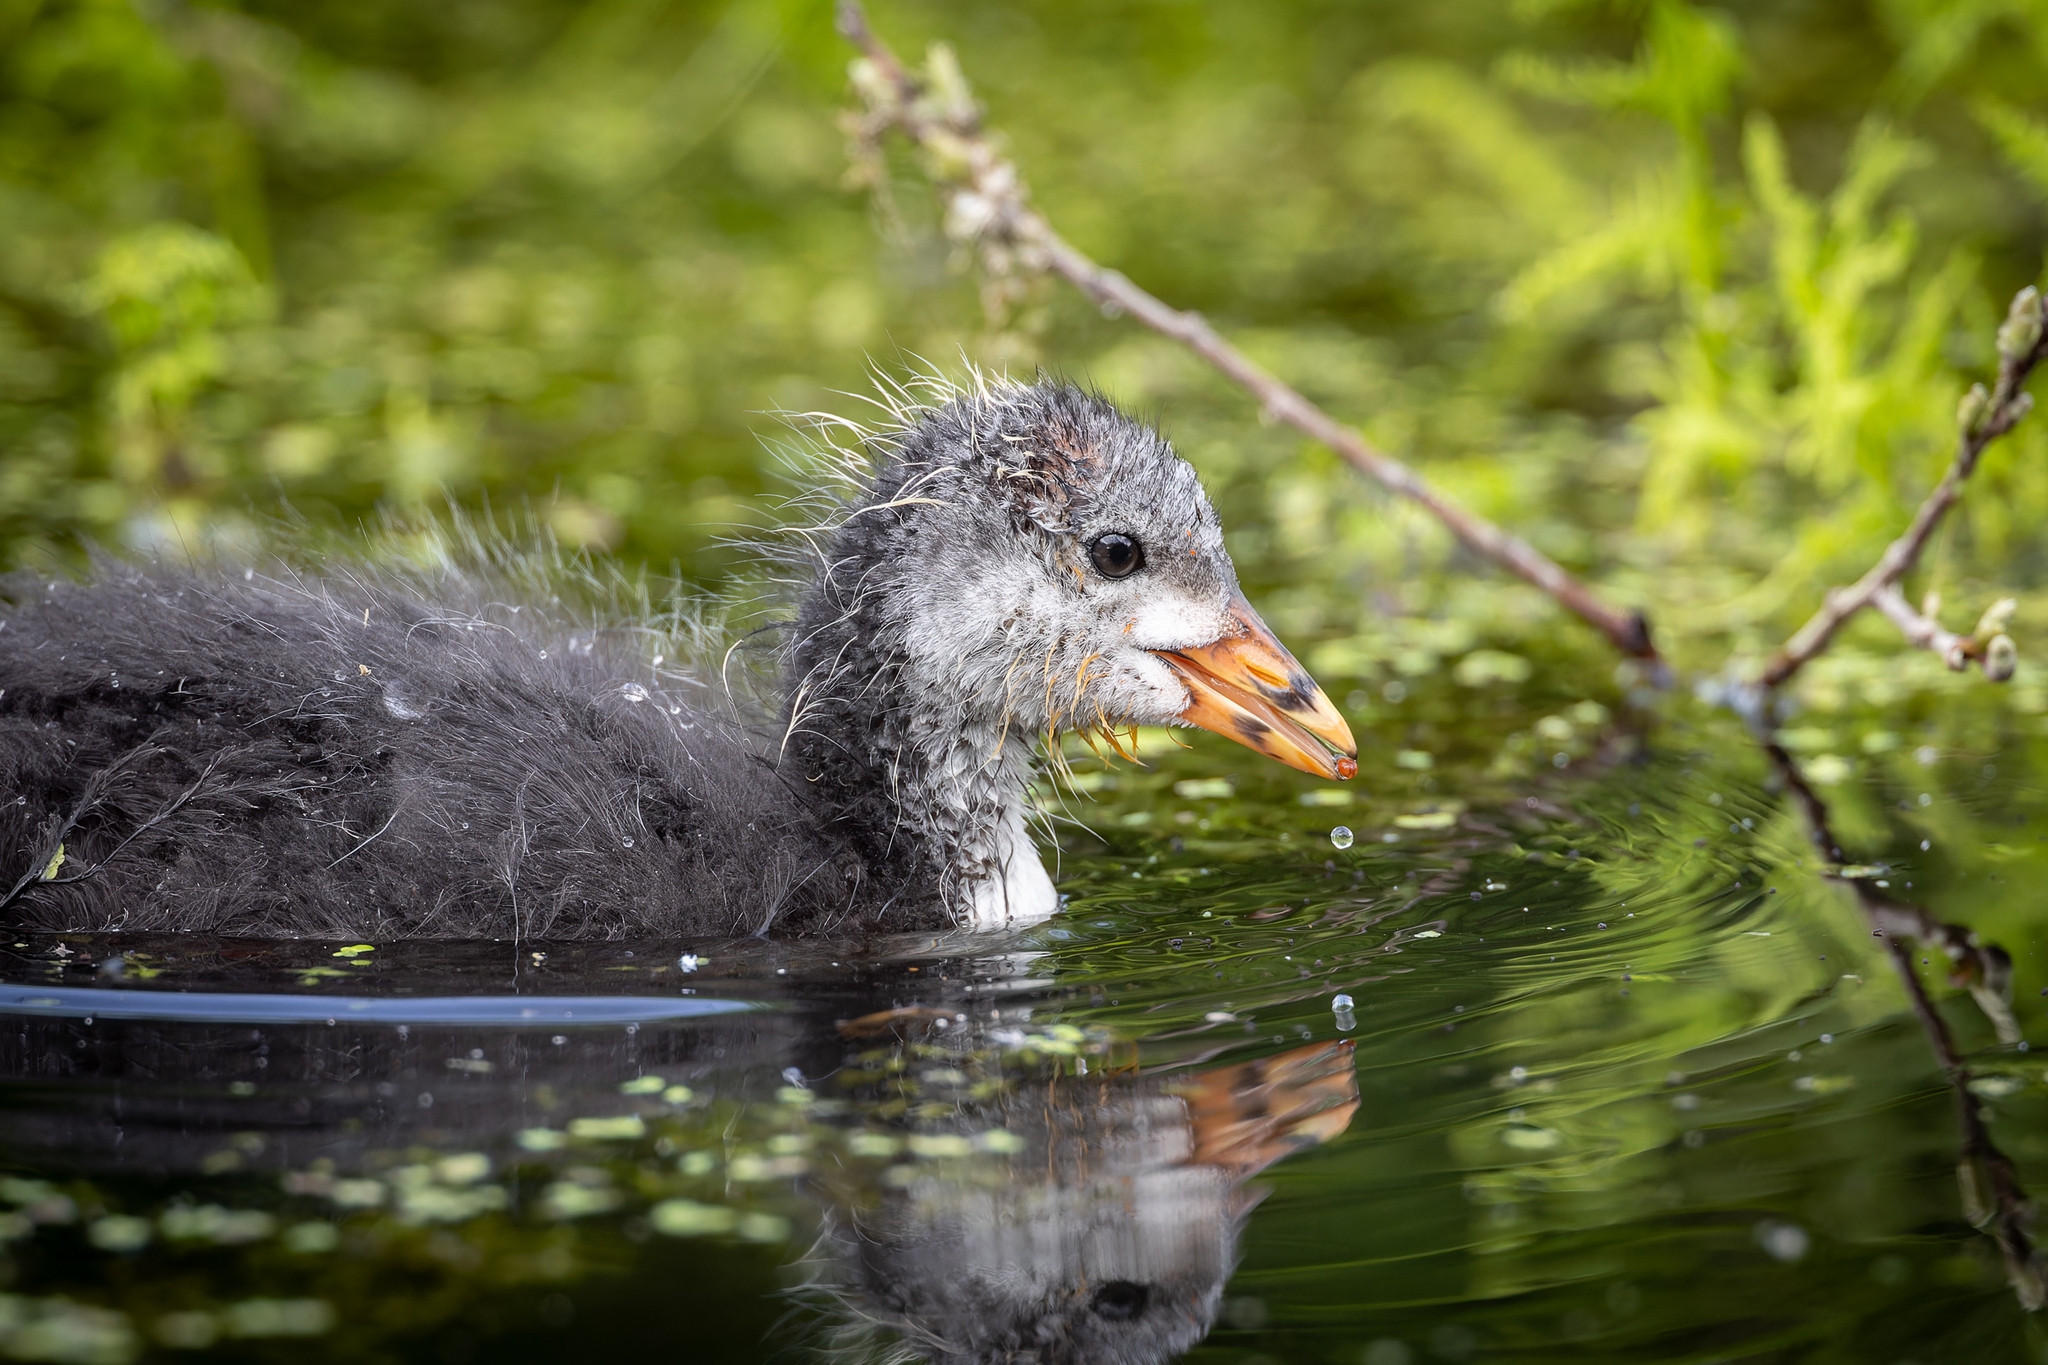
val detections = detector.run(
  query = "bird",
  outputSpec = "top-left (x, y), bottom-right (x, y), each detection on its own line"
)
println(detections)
top-left (0, 374), bottom-right (1356, 941)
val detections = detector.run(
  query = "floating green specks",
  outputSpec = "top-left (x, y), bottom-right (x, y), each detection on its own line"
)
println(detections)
top-left (159, 1206), bottom-right (275, 1245)
top-left (433, 1153), bottom-right (490, 1185)
top-left (846, 1132), bottom-right (899, 1158)
top-left (282, 1221), bottom-right (339, 1254)
top-left (676, 1150), bottom-right (718, 1176)
top-left (541, 1181), bottom-right (621, 1219)
top-left (517, 1128), bottom-right (569, 1152)
top-left (220, 1299), bottom-right (335, 1339)
top-left (975, 1129), bottom-right (1026, 1154)
top-left (1, 1295), bottom-right (137, 1361)
top-left (566, 1115), bottom-right (645, 1141)
top-left (395, 1183), bottom-right (507, 1224)
top-left (648, 1199), bottom-right (736, 1237)
top-left (1499, 1123), bottom-right (1563, 1152)
top-left (1171, 777), bottom-right (1234, 800)
top-left (727, 1153), bottom-right (806, 1181)
top-left (327, 1179), bottom-right (384, 1209)
top-left (662, 1084), bottom-right (694, 1105)
top-left (774, 1086), bottom-right (814, 1105)
top-left (86, 1216), bottom-right (151, 1253)
top-left (40, 845), bottom-right (64, 880)
top-left (332, 944), bottom-right (375, 958)
top-left (1394, 810), bottom-right (1456, 830)
top-left (618, 1074), bottom-right (666, 1095)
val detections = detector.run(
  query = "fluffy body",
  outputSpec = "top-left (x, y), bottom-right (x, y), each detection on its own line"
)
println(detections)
top-left (0, 377), bottom-right (1245, 939)
top-left (0, 566), bottom-right (872, 938)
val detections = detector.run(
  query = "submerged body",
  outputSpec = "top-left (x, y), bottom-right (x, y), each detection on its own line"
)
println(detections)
top-left (0, 379), bottom-right (1353, 939)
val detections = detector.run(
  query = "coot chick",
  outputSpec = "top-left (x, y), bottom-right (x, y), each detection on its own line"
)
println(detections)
top-left (0, 378), bottom-right (1354, 939)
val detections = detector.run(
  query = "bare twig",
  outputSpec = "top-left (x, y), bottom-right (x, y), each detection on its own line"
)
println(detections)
top-left (1869, 585), bottom-right (2018, 679)
top-left (834, 1), bottom-right (1658, 663)
top-left (1761, 290), bottom-right (2047, 689)
top-left (1765, 740), bottom-right (2041, 1308)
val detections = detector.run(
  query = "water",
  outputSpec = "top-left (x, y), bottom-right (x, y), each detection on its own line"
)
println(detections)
top-left (0, 714), bottom-right (2043, 1364)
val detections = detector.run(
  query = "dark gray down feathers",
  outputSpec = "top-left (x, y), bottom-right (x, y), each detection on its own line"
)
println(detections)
top-left (0, 565), bottom-right (886, 941)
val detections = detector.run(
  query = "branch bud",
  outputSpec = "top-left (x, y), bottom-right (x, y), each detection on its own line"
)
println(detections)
top-left (847, 57), bottom-right (894, 109)
top-left (1956, 382), bottom-right (1990, 435)
top-left (1973, 596), bottom-right (2017, 644)
top-left (1996, 285), bottom-right (2042, 363)
top-left (1985, 633), bottom-right (2018, 682)
top-left (924, 43), bottom-right (976, 125)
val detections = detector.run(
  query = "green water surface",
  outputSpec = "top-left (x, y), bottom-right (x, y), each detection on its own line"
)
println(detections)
top-left (0, 701), bottom-right (2040, 1365)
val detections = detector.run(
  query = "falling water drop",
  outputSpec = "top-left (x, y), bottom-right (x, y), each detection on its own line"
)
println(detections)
top-left (619, 683), bottom-right (650, 703)
top-left (1331, 994), bottom-right (1354, 1011)
top-left (1330, 826), bottom-right (1354, 850)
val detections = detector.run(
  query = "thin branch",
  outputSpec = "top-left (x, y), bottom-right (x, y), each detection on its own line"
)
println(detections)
top-left (1761, 292), bottom-right (2046, 689)
top-left (1869, 585), bottom-right (2018, 679)
top-left (1764, 740), bottom-right (2041, 1309)
top-left (834, 1), bottom-right (1658, 663)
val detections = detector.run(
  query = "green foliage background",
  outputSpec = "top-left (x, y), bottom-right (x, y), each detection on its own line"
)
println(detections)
top-left (7, 0), bottom-right (2048, 708)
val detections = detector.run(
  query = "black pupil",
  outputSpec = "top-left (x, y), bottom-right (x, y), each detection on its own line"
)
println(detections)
top-left (1090, 533), bottom-right (1141, 578)
top-left (1091, 1281), bottom-right (1150, 1321)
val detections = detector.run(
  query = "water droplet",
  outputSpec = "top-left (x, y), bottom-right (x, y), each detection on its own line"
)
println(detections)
top-left (620, 683), bottom-right (650, 703)
top-left (1331, 994), bottom-right (1354, 1011)
top-left (1329, 826), bottom-right (1354, 849)
top-left (622, 836), bottom-right (635, 848)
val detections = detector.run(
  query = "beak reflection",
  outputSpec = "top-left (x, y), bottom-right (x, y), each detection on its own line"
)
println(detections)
top-left (1152, 594), bottom-right (1358, 780)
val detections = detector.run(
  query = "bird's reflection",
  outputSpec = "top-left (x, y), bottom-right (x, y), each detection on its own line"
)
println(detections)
top-left (816, 1009), bottom-right (1358, 1364)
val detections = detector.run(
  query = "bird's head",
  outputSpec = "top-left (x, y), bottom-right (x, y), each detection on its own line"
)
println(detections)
top-left (816, 378), bottom-right (1355, 781)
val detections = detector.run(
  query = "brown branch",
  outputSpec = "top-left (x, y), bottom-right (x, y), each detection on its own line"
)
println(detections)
top-left (1869, 585), bottom-right (2018, 679)
top-left (835, 1), bottom-right (1658, 663)
top-left (1764, 740), bottom-right (2041, 1308)
top-left (1760, 292), bottom-right (2046, 689)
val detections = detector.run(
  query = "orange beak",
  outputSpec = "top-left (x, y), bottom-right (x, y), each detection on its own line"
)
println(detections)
top-left (1151, 594), bottom-right (1358, 781)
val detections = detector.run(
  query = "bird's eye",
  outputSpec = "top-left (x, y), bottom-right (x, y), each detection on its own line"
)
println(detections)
top-left (1091, 1281), bottom-right (1150, 1321)
top-left (1088, 533), bottom-right (1144, 579)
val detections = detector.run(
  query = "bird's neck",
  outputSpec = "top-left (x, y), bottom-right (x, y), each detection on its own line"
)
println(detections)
top-left (782, 621), bottom-right (1056, 932)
